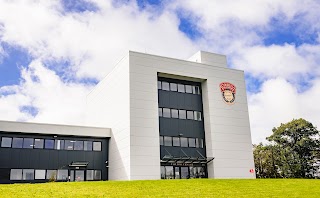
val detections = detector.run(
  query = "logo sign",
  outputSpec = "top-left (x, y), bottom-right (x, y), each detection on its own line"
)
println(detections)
top-left (249, 169), bottom-right (255, 173)
top-left (219, 82), bottom-right (236, 105)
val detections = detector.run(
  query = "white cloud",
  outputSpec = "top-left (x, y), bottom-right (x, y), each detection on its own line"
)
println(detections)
top-left (249, 78), bottom-right (320, 143)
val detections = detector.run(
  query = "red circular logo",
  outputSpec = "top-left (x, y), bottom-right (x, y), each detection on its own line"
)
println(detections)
top-left (219, 82), bottom-right (236, 105)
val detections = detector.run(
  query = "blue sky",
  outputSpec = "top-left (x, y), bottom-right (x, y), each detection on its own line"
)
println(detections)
top-left (0, 0), bottom-right (319, 143)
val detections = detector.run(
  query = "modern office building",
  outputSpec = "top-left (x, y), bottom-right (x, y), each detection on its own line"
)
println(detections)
top-left (0, 51), bottom-right (255, 183)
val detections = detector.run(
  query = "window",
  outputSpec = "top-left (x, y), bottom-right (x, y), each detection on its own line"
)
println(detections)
top-left (34, 139), bottom-right (44, 149)
top-left (170, 83), bottom-right (177, 91)
top-left (200, 139), bottom-right (204, 148)
top-left (178, 110), bottom-right (186, 119)
top-left (93, 141), bottom-right (102, 151)
top-left (84, 141), bottom-right (93, 151)
top-left (158, 81), bottom-right (161, 89)
top-left (194, 111), bottom-right (202, 121)
top-left (188, 138), bottom-right (196, 148)
top-left (35, 170), bottom-right (46, 179)
top-left (180, 137), bottom-right (188, 147)
top-left (164, 136), bottom-right (172, 146)
top-left (94, 170), bottom-right (101, 180)
top-left (23, 138), bottom-right (34, 149)
top-left (162, 108), bottom-right (171, 118)
top-left (10, 169), bottom-right (22, 180)
top-left (45, 139), bottom-right (54, 149)
top-left (185, 85), bottom-right (193, 93)
top-left (54, 140), bottom-right (64, 150)
top-left (161, 166), bottom-right (166, 179)
top-left (165, 166), bottom-right (174, 179)
top-left (74, 141), bottom-right (84, 151)
top-left (46, 170), bottom-right (57, 180)
top-left (1, 137), bottom-right (12, 148)
top-left (158, 108), bottom-right (162, 117)
top-left (57, 170), bottom-right (68, 180)
top-left (195, 138), bottom-right (199, 148)
top-left (23, 169), bottom-right (34, 180)
top-left (159, 136), bottom-right (164, 146)
top-left (162, 82), bottom-right (170, 91)
top-left (12, 138), bottom-right (23, 148)
top-left (187, 111), bottom-right (194, 120)
top-left (75, 170), bottom-right (85, 181)
top-left (64, 140), bottom-right (74, 150)
top-left (172, 137), bottom-right (180, 147)
top-left (87, 170), bottom-right (94, 180)
top-left (171, 109), bottom-right (179, 118)
top-left (194, 86), bottom-right (200, 95)
top-left (177, 84), bottom-right (185, 93)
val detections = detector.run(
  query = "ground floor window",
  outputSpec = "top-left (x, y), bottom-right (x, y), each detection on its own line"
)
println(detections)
top-left (161, 165), bottom-right (206, 179)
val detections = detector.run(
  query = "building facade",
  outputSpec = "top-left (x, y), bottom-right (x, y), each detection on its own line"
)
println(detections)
top-left (0, 51), bottom-right (255, 183)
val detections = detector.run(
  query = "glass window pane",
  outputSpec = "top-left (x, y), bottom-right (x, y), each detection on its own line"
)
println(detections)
top-left (171, 109), bottom-right (178, 118)
top-left (165, 166), bottom-right (174, 179)
top-left (172, 137), bottom-right (180, 147)
top-left (164, 136), bottom-right (172, 146)
top-left (159, 136), bottom-right (164, 146)
top-left (93, 142), bottom-right (102, 151)
top-left (70, 170), bottom-right (74, 181)
top-left (192, 86), bottom-right (196, 94)
top-left (23, 169), bottom-right (34, 180)
top-left (188, 138), bottom-right (196, 148)
top-left (10, 169), bottom-right (22, 180)
top-left (23, 138), bottom-right (34, 149)
top-left (194, 111), bottom-right (198, 121)
top-left (1, 137), bottom-right (12, 148)
top-left (198, 112), bottom-right (202, 121)
top-left (195, 86), bottom-right (201, 95)
top-left (64, 140), bottom-right (74, 150)
top-left (46, 170), bottom-right (57, 180)
top-left (162, 108), bottom-right (171, 118)
top-left (158, 108), bottom-right (162, 117)
top-left (57, 170), bottom-right (68, 180)
top-left (179, 110), bottom-right (186, 119)
top-left (162, 82), bottom-right (169, 91)
top-left (195, 138), bottom-right (199, 148)
top-left (94, 170), bottom-right (101, 180)
top-left (194, 111), bottom-right (202, 121)
top-left (158, 81), bottom-right (161, 90)
top-left (177, 84), bottom-right (185, 93)
top-left (54, 140), bottom-right (64, 150)
top-left (161, 166), bottom-right (166, 179)
top-left (187, 111), bottom-right (194, 120)
top-left (87, 170), bottom-right (94, 181)
top-left (12, 138), bottom-right (23, 148)
top-left (34, 139), bottom-right (44, 149)
top-left (45, 139), bottom-right (54, 149)
top-left (185, 85), bottom-right (193, 93)
top-left (200, 139), bottom-right (204, 148)
top-left (74, 141), bottom-right (84, 151)
top-left (75, 170), bottom-right (84, 181)
top-left (175, 167), bottom-right (180, 179)
top-left (180, 137), bottom-right (188, 147)
top-left (84, 141), bottom-right (93, 151)
top-left (35, 170), bottom-right (46, 179)
top-left (170, 83), bottom-right (177, 91)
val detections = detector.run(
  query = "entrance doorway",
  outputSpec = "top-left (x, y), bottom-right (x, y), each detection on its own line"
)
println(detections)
top-left (161, 165), bottom-right (206, 179)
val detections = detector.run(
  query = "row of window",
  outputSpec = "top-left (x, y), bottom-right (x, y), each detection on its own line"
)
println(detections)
top-left (158, 81), bottom-right (201, 95)
top-left (159, 108), bottom-right (202, 121)
top-left (9, 169), bottom-right (101, 181)
top-left (161, 166), bottom-right (206, 179)
top-left (160, 136), bottom-right (204, 148)
top-left (0, 137), bottom-right (102, 151)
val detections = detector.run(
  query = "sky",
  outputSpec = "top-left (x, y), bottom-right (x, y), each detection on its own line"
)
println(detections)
top-left (0, 0), bottom-right (320, 144)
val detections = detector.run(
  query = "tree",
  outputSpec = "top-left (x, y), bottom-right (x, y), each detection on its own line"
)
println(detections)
top-left (266, 118), bottom-right (320, 178)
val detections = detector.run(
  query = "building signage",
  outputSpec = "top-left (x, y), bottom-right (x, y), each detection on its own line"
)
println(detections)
top-left (219, 82), bottom-right (236, 105)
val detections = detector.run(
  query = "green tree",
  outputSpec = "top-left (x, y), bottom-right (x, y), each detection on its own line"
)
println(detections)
top-left (267, 118), bottom-right (320, 178)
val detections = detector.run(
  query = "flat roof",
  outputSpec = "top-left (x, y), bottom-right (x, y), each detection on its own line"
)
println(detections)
top-left (0, 120), bottom-right (111, 138)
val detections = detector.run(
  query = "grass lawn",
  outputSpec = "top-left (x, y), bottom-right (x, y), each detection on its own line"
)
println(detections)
top-left (0, 179), bottom-right (319, 198)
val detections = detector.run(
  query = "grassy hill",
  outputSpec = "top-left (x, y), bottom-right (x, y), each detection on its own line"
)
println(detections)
top-left (0, 179), bottom-right (319, 197)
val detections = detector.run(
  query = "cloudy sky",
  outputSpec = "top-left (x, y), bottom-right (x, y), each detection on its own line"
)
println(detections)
top-left (0, 0), bottom-right (320, 144)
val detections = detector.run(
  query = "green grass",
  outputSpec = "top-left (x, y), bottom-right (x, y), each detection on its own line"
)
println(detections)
top-left (0, 179), bottom-right (319, 198)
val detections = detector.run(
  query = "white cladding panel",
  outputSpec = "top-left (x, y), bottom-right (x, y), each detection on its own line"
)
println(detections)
top-left (129, 51), bottom-right (255, 179)
top-left (86, 55), bottom-right (131, 180)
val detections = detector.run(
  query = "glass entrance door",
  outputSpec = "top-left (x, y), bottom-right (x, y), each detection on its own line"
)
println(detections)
top-left (180, 167), bottom-right (189, 179)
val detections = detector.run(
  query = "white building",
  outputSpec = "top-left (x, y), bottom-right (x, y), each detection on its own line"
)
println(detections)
top-left (0, 51), bottom-right (255, 183)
